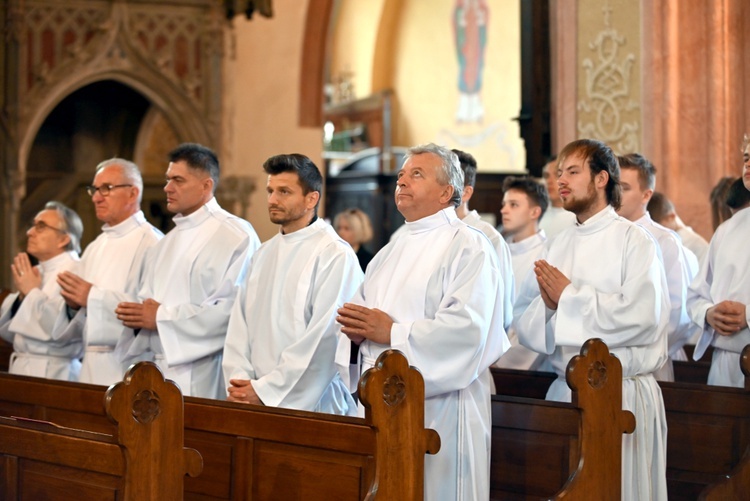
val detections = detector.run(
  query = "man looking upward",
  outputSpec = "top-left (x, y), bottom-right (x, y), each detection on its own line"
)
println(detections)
top-left (338, 143), bottom-right (509, 500)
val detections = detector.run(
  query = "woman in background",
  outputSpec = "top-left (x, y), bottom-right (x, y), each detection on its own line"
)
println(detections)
top-left (333, 208), bottom-right (374, 272)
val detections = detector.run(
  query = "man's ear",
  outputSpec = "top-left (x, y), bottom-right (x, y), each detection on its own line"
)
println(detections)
top-left (439, 185), bottom-right (455, 205)
top-left (204, 177), bottom-right (215, 194)
top-left (642, 188), bottom-right (654, 205)
top-left (595, 170), bottom-right (609, 189)
top-left (461, 185), bottom-right (474, 204)
top-left (306, 190), bottom-right (321, 210)
top-left (530, 205), bottom-right (542, 220)
top-left (57, 233), bottom-right (71, 251)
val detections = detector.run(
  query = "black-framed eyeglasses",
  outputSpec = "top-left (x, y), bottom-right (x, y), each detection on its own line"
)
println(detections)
top-left (29, 220), bottom-right (66, 233)
top-left (86, 184), bottom-right (133, 197)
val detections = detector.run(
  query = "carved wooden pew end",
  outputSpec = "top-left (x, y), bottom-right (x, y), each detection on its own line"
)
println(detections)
top-left (359, 349), bottom-right (441, 500)
top-left (106, 362), bottom-right (203, 499)
top-left (490, 337), bottom-right (634, 500)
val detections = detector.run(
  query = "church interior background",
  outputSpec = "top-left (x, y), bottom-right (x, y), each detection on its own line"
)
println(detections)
top-left (1, 0), bottom-right (748, 289)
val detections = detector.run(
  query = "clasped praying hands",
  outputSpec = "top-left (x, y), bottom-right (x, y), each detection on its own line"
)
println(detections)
top-left (11, 252), bottom-right (41, 297)
top-left (57, 271), bottom-right (93, 310)
top-left (706, 300), bottom-right (748, 336)
top-left (534, 260), bottom-right (571, 310)
top-left (115, 298), bottom-right (161, 331)
top-left (337, 303), bottom-right (394, 345)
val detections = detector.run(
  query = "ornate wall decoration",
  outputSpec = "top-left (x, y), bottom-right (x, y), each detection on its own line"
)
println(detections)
top-left (577, 4), bottom-right (640, 153)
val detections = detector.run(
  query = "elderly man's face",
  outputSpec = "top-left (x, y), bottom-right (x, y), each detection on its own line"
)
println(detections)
top-left (26, 209), bottom-right (70, 262)
top-left (90, 165), bottom-right (138, 226)
top-left (395, 153), bottom-right (453, 222)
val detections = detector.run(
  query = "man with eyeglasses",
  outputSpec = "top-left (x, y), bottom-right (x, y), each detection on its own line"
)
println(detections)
top-left (0, 201), bottom-right (84, 380)
top-left (55, 159), bottom-right (163, 385)
top-left (114, 143), bottom-right (261, 399)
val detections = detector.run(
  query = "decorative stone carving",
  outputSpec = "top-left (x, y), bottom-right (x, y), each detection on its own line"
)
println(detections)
top-left (577, 3), bottom-right (640, 153)
top-left (215, 175), bottom-right (256, 220)
top-left (132, 389), bottom-right (161, 424)
top-left (383, 374), bottom-right (406, 406)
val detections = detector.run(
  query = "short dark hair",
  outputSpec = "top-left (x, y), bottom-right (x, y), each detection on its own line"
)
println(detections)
top-left (502, 176), bottom-right (550, 218)
top-left (618, 153), bottom-right (656, 191)
top-left (168, 143), bottom-right (220, 191)
top-left (646, 191), bottom-right (675, 224)
top-left (451, 149), bottom-right (477, 188)
top-left (558, 139), bottom-right (622, 210)
top-left (263, 154), bottom-right (323, 209)
top-left (726, 177), bottom-right (750, 210)
top-left (710, 176), bottom-right (734, 230)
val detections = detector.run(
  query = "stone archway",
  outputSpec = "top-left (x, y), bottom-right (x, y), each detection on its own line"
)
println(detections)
top-left (1, 0), bottom-right (226, 286)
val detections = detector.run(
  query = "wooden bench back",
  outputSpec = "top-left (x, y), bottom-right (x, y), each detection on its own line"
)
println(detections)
top-left (0, 349), bottom-right (437, 500)
top-left (492, 344), bottom-right (750, 500)
top-left (491, 338), bottom-right (635, 500)
top-left (0, 361), bottom-right (201, 500)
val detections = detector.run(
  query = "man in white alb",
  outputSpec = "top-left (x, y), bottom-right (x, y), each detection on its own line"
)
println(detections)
top-left (538, 157), bottom-right (576, 239)
top-left (337, 143), bottom-right (510, 501)
top-left (617, 153), bottom-right (698, 381)
top-left (688, 136), bottom-right (750, 387)
top-left (647, 191), bottom-right (709, 264)
top-left (514, 139), bottom-right (670, 500)
top-left (55, 159), bottom-right (163, 385)
top-left (222, 154), bottom-right (361, 414)
top-left (452, 148), bottom-right (514, 330)
top-left (0, 202), bottom-right (83, 380)
top-left (495, 175), bottom-right (549, 370)
top-left (115, 143), bottom-right (260, 399)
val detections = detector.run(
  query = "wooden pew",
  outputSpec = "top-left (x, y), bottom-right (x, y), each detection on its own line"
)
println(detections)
top-left (491, 344), bottom-right (750, 500)
top-left (661, 344), bottom-right (750, 500)
top-left (0, 289), bottom-right (12, 372)
top-left (490, 338), bottom-right (635, 500)
top-left (0, 361), bottom-right (201, 499)
top-left (673, 344), bottom-right (713, 384)
top-left (0, 349), bottom-right (439, 500)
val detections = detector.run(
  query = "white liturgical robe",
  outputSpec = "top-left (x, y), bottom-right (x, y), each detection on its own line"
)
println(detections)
top-left (339, 207), bottom-right (510, 501)
top-left (538, 205), bottom-right (576, 240)
top-left (0, 251), bottom-right (81, 380)
top-left (495, 230), bottom-right (548, 370)
top-left (514, 206), bottom-right (670, 501)
top-left (689, 206), bottom-right (750, 388)
top-left (634, 213), bottom-right (697, 381)
top-left (677, 226), bottom-right (709, 264)
top-left (462, 209), bottom-right (515, 330)
top-left (54, 211), bottom-right (162, 385)
top-left (116, 198), bottom-right (260, 399)
top-left (223, 218), bottom-right (362, 414)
